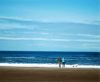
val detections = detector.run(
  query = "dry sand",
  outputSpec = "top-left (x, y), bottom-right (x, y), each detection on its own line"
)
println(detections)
top-left (0, 66), bottom-right (100, 82)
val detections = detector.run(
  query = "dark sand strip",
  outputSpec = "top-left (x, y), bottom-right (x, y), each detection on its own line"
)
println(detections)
top-left (0, 67), bottom-right (100, 82)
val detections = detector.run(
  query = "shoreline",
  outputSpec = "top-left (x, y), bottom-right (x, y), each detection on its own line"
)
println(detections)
top-left (0, 63), bottom-right (100, 68)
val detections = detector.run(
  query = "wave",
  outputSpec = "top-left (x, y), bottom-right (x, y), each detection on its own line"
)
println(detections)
top-left (0, 63), bottom-right (100, 68)
top-left (4, 57), bottom-right (35, 59)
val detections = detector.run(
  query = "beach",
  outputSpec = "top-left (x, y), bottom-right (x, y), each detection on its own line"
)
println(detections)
top-left (0, 66), bottom-right (99, 82)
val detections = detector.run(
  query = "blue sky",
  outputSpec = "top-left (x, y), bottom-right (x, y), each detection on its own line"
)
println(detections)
top-left (0, 0), bottom-right (100, 51)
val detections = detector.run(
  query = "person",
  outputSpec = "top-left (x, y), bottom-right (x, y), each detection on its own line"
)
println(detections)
top-left (62, 57), bottom-right (65, 68)
top-left (57, 57), bottom-right (62, 68)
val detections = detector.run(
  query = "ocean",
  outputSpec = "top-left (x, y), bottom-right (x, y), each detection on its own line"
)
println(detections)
top-left (0, 51), bottom-right (100, 66)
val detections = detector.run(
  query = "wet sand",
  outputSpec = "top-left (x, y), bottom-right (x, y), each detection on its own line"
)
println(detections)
top-left (0, 67), bottom-right (100, 82)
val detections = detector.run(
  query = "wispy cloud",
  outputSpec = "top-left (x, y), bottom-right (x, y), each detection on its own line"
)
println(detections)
top-left (71, 34), bottom-right (100, 38)
top-left (0, 17), bottom-right (34, 25)
top-left (0, 37), bottom-right (100, 42)
top-left (61, 33), bottom-right (100, 38)
top-left (0, 17), bottom-right (100, 42)
top-left (0, 17), bottom-right (42, 30)
top-left (92, 20), bottom-right (100, 25)
top-left (0, 17), bottom-right (100, 38)
top-left (76, 34), bottom-right (100, 38)
top-left (82, 43), bottom-right (100, 47)
top-left (0, 16), bottom-right (100, 26)
top-left (82, 43), bottom-right (100, 49)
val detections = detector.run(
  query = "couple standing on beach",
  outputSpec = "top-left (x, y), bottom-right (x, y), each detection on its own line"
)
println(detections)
top-left (57, 57), bottom-right (65, 68)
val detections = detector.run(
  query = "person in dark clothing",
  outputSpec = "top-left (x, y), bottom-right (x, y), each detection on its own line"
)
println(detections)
top-left (57, 57), bottom-right (62, 68)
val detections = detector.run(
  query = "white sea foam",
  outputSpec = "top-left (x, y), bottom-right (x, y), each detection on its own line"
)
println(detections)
top-left (0, 63), bottom-right (100, 68)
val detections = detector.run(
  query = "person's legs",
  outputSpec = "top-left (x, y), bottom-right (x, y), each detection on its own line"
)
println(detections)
top-left (62, 62), bottom-right (65, 68)
top-left (59, 62), bottom-right (61, 68)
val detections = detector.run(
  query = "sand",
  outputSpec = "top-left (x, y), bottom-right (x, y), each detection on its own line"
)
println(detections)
top-left (0, 67), bottom-right (100, 82)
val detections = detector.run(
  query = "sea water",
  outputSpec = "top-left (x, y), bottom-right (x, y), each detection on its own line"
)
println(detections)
top-left (0, 51), bottom-right (100, 68)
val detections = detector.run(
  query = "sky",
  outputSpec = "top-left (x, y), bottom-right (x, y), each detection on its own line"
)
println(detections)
top-left (0, 0), bottom-right (100, 51)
